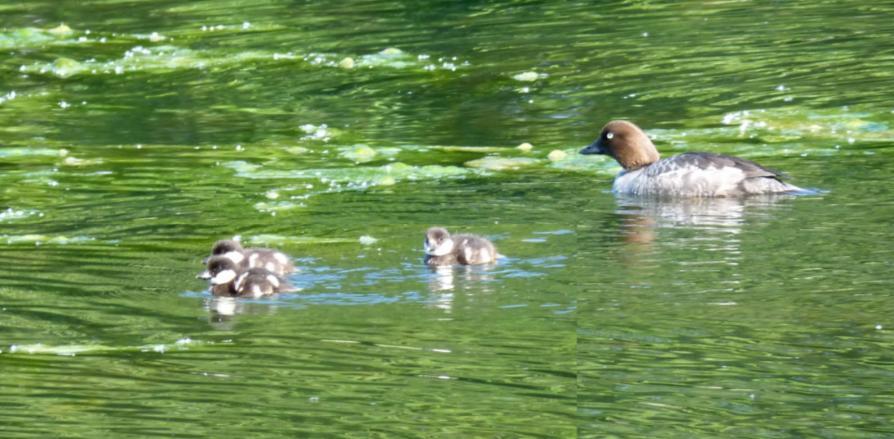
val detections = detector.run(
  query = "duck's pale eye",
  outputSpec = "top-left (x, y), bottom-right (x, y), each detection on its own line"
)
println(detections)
top-left (606, 132), bottom-right (614, 140)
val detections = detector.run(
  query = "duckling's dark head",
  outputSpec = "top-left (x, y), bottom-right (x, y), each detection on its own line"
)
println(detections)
top-left (210, 239), bottom-right (243, 256)
top-left (424, 227), bottom-right (455, 256)
top-left (199, 255), bottom-right (241, 285)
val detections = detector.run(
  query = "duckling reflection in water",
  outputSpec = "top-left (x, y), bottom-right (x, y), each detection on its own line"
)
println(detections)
top-left (423, 227), bottom-right (498, 266)
top-left (206, 239), bottom-right (295, 276)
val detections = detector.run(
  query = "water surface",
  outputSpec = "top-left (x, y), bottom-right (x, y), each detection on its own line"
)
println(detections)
top-left (2, 1), bottom-right (894, 437)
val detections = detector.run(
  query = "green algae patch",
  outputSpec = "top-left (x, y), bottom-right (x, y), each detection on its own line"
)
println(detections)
top-left (0, 234), bottom-right (96, 245)
top-left (340, 144), bottom-right (378, 163)
top-left (51, 57), bottom-right (84, 78)
top-left (0, 148), bottom-right (67, 159)
top-left (433, 145), bottom-right (507, 153)
top-left (225, 161), bottom-right (478, 184)
top-left (464, 156), bottom-right (542, 171)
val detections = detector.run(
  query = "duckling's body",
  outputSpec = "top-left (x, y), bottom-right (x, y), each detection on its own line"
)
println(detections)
top-left (424, 227), bottom-right (498, 266)
top-left (200, 256), bottom-right (290, 298)
top-left (234, 268), bottom-right (288, 298)
top-left (208, 239), bottom-right (295, 276)
top-left (200, 256), bottom-right (242, 297)
top-left (580, 120), bottom-right (804, 197)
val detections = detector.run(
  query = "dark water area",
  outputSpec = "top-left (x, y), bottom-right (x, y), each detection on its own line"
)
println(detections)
top-left (2, 1), bottom-right (893, 437)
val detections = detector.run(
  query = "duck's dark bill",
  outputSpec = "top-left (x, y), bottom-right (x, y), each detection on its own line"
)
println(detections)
top-left (580, 139), bottom-right (606, 155)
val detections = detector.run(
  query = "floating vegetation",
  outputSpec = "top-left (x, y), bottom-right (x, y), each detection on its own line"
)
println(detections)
top-left (299, 123), bottom-right (336, 142)
top-left (0, 26), bottom-right (77, 50)
top-left (0, 147), bottom-right (66, 159)
top-left (225, 160), bottom-right (485, 212)
top-left (0, 208), bottom-right (40, 222)
top-left (17, 31), bottom-right (468, 79)
top-left (718, 108), bottom-right (893, 143)
top-left (432, 145), bottom-right (506, 153)
top-left (0, 90), bottom-right (17, 105)
top-left (61, 156), bottom-right (103, 166)
top-left (465, 156), bottom-right (541, 171)
top-left (0, 234), bottom-right (96, 245)
top-left (547, 150), bottom-right (567, 161)
top-left (550, 149), bottom-right (619, 172)
top-left (339, 144), bottom-right (378, 162)
top-left (512, 71), bottom-right (547, 82)
top-left (3, 337), bottom-right (198, 356)
top-left (225, 160), bottom-right (480, 184)
top-left (253, 200), bottom-right (305, 213)
top-left (358, 235), bottom-right (379, 245)
top-left (337, 144), bottom-right (400, 163)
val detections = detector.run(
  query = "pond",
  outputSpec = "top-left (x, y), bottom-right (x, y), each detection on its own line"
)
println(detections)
top-left (2, 1), bottom-right (893, 437)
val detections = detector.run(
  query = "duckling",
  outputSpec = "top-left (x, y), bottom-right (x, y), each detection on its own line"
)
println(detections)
top-left (198, 255), bottom-right (242, 296)
top-left (207, 239), bottom-right (295, 276)
top-left (424, 227), bottom-right (498, 266)
top-left (233, 268), bottom-right (289, 298)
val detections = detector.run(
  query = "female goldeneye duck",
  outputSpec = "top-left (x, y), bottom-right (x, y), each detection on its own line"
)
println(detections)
top-left (199, 255), bottom-right (242, 296)
top-left (233, 268), bottom-right (289, 298)
top-left (424, 227), bottom-right (497, 266)
top-left (207, 239), bottom-right (295, 276)
top-left (579, 120), bottom-right (805, 197)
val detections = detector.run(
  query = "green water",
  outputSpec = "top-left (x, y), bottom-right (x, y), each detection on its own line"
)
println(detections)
top-left (2, 1), bottom-right (894, 437)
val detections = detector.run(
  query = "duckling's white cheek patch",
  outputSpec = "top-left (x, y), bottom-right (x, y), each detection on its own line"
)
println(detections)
top-left (428, 239), bottom-right (454, 256)
top-left (212, 269), bottom-right (237, 285)
top-left (464, 247), bottom-right (473, 261)
top-left (273, 252), bottom-right (289, 265)
top-left (252, 285), bottom-right (262, 297)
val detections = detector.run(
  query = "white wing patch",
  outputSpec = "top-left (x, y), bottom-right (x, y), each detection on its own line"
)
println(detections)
top-left (248, 253), bottom-right (260, 268)
top-left (273, 252), bottom-right (289, 265)
top-left (224, 251), bottom-right (245, 264)
top-left (267, 274), bottom-right (280, 288)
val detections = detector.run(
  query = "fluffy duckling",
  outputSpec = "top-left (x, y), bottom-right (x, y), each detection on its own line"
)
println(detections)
top-left (424, 227), bottom-right (498, 266)
top-left (207, 239), bottom-right (295, 276)
top-left (233, 268), bottom-right (290, 298)
top-left (580, 120), bottom-right (805, 197)
top-left (199, 255), bottom-right (242, 296)
top-left (200, 256), bottom-right (290, 298)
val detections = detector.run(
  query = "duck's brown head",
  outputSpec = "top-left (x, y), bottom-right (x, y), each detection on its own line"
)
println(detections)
top-left (580, 120), bottom-right (660, 170)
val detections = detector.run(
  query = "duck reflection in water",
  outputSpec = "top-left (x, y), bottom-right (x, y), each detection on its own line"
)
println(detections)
top-left (204, 295), bottom-right (282, 329)
top-left (615, 195), bottom-right (797, 267)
